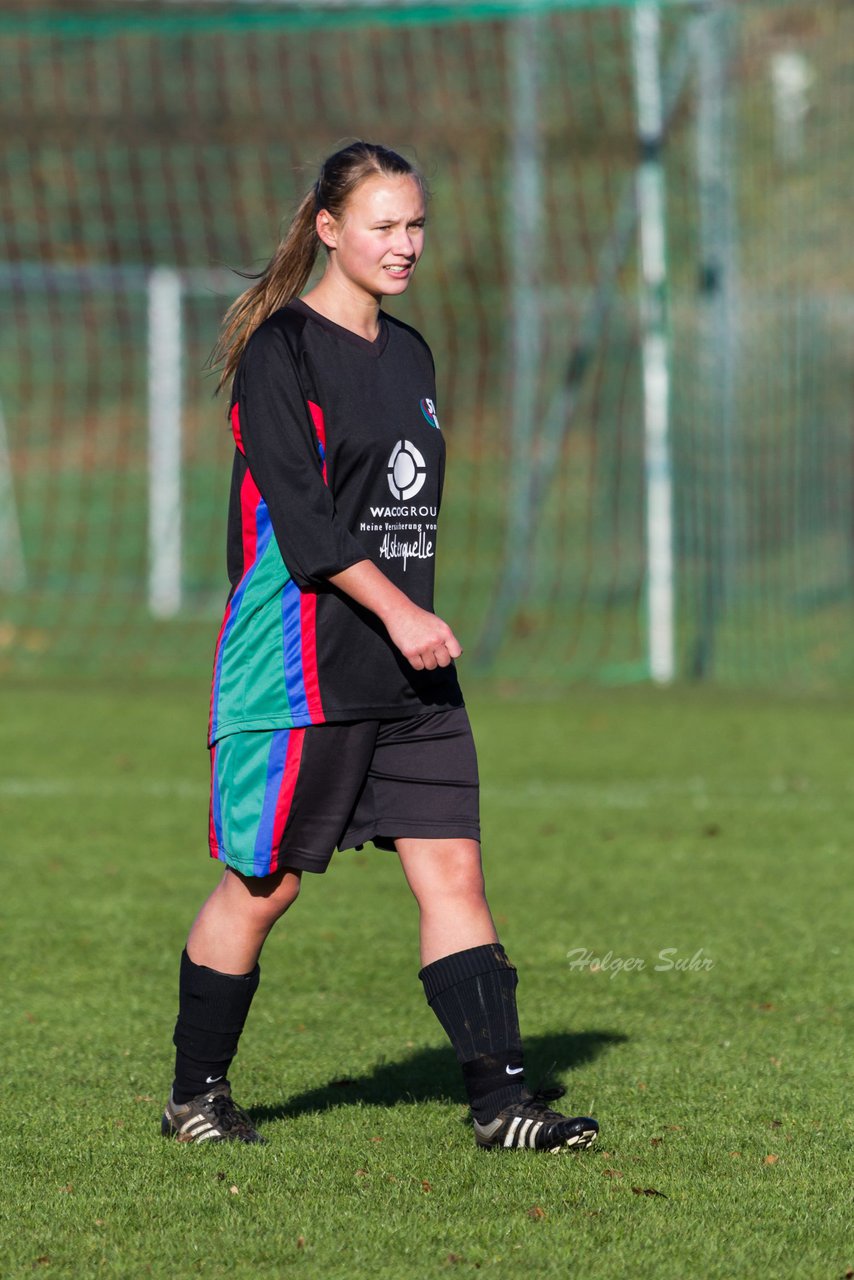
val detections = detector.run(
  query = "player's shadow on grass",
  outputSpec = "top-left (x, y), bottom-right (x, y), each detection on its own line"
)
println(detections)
top-left (252, 1030), bottom-right (626, 1122)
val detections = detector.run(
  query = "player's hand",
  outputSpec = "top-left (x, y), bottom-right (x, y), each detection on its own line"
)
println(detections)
top-left (385, 602), bottom-right (463, 671)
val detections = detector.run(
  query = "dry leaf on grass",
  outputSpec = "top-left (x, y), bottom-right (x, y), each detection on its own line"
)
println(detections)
top-left (527, 1206), bottom-right (546, 1220)
top-left (763, 1154), bottom-right (779, 1165)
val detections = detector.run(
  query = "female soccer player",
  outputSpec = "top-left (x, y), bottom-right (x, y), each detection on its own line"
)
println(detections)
top-left (161, 141), bottom-right (598, 1153)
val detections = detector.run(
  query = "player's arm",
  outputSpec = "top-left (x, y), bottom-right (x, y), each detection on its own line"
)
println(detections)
top-left (236, 324), bottom-right (367, 587)
top-left (328, 560), bottom-right (462, 673)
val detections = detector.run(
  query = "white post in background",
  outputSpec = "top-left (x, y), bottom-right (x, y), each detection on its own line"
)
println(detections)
top-left (632, 3), bottom-right (675, 685)
top-left (507, 1), bottom-right (542, 582)
top-left (0, 397), bottom-right (26, 590)
top-left (147, 266), bottom-right (183, 619)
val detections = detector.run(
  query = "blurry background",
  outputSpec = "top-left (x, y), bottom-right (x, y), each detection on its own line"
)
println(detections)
top-left (0, 0), bottom-right (850, 688)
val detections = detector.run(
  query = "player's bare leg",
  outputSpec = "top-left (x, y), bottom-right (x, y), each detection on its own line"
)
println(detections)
top-left (395, 837), bottom-right (497, 967)
top-left (399, 837), bottom-right (598, 1152)
top-left (187, 865), bottom-right (303, 973)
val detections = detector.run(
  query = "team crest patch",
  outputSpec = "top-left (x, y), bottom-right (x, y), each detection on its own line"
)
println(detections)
top-left (420, 398), bottom-right (441, 430)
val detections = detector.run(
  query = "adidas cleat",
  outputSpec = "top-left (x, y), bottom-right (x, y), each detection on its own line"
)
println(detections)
top-left (473, 1086), bottom-right (598, 1153)
top-left (161, 1083), bottom-right (266, 1144)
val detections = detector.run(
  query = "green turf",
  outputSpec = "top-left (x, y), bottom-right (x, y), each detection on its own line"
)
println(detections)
top-left (1, 680), bottom-right (851, 1279)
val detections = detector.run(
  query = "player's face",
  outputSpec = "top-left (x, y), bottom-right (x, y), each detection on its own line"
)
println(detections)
top-left (319, 174), bottom-right (426, 301)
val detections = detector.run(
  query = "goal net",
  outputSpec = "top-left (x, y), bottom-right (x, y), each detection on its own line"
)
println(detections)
top-left (0, 0), bottom-right (851, 687)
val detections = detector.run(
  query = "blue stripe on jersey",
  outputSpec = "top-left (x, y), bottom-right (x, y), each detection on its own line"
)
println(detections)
top-left (281, 577), bottom-right (310, 723)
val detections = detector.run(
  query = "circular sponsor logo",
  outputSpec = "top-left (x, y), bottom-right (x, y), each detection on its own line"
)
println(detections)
top-left (387, 439), bottom-right (427, 500)
top-left (420, 397), bottom-right (441, 430)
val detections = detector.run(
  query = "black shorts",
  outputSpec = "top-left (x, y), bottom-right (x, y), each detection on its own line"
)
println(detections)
top-left (208, 706), bottom-right (480, 877)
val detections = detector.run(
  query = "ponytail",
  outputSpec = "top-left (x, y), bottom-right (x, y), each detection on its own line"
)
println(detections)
top-left (207, 189), bottom-right (319, 396)
top-left (208, 141), bottom-right (424, 398)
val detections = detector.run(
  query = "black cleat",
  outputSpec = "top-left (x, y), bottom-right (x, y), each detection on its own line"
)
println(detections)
top-left (161, 1083), bottom-right (266, 1144)
top-left (473, 1086), bottom-right (598, 1152)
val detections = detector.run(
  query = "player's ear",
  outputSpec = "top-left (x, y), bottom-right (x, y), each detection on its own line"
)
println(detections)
top-left (316, 209), bottom-right (338, 250)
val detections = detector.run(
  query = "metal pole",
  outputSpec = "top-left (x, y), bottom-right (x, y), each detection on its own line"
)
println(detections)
top-left (147, 266), bottom-right (183, 619)
top-left (692, 0), bottom-right (738, 678)
top-left (488, 2), bottom-right (543, 659)
top-left (633, 2), bottom-right (675, 684)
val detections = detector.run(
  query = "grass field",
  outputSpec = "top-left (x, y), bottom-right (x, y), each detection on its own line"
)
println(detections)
top-left (1, 679), bottom-right (851, 1279)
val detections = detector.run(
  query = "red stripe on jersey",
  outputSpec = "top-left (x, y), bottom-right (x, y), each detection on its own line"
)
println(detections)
top-left (239, 468), bottom-right (260, 565)
top-left (268, 729), bottom-right (306, 874)
top-left (230, 402), bottom-right (245, 454)
top-left (307, 399), bottom-right (328, 484)
top-left (299, 589), bottom-right (324, 722)
top-left (208, 803), bottom-right (219, 859)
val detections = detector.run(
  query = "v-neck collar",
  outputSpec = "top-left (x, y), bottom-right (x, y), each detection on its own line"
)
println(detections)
top-left (288, 297), bottom-right (389, 358)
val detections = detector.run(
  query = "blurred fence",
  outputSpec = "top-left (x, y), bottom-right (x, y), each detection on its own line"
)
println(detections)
top-left (0, 0), bottom-right (851, 686)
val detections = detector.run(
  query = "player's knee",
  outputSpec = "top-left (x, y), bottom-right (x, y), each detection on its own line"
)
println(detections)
top-left (238, 868), bottom-right (302, 926)
top-left (266, 870), bottom-right (302, 920)
top-left (438, 847), bottom-right (486, 902)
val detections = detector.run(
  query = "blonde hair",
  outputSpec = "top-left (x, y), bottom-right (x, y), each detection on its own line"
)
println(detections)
top-left (208, 141), bottom-right (424, 396)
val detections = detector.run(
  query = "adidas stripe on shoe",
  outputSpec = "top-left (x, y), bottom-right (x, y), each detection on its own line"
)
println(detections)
top-left (473, 1086), bottom-right (598, 1152)
top-left (161, 1083), bottom-right (265, 1144)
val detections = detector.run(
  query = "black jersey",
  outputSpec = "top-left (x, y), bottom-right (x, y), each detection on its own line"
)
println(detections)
top-left (209, 299), bottom-right (462, 744)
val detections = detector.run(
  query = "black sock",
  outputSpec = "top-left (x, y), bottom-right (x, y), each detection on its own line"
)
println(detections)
top-left (418, 943), bottom-right (526, 1123)
top-left (171, 949), bottom-right (260, 1104)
